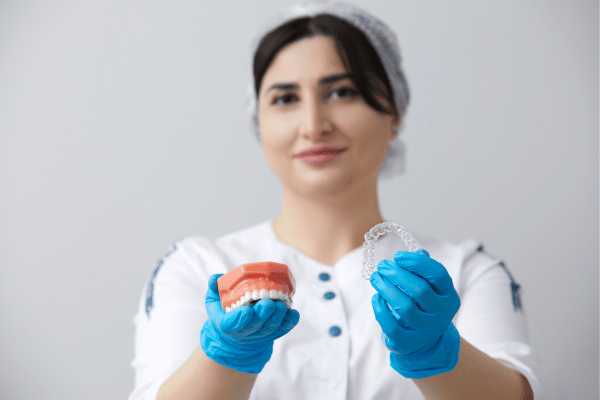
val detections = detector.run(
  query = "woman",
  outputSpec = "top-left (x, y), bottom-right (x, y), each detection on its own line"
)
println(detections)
top-left (128, 2), bottom-right (544, 399)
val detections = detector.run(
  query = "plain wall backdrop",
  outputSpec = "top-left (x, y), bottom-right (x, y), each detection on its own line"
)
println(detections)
top-left (0, 0), bottom-right (597, 399)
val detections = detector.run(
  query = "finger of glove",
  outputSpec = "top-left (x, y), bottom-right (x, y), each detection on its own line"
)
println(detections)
top-left (382, 331), bottom-right (430, 356)
top-left (263, 309), bottom-right (301, 341)
top-left (206, 273), bottom-right (224, 303)
top-left (279, 308), bottom-right (300, 331)
top-left (372, 293), bottom-right (433, 354)
top-left (392, 253), bottom-right (461, 316)
top-left (201, 319), bottom-right (273, 371)
top-left (254, 300), bottom-right (288, 337)
top-left (217, 306), bottom-right (256, 334)
top-left (416, 249), bottom-right (430, 257)
top-left (372, 266), bottom-right (452, 335)
top-left (393, 251), bottom-right (455, 296)
top-left (239, 299), bottom-right (277, 335)
top-left (370, 271), bottom-right (429, 330)
top-left (205, 274), bottom-right (226, 321)
top-left (377, 260), bottom-right (443, 313)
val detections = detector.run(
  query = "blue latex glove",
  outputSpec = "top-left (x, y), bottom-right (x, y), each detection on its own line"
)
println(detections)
top-left (370, 249), bottom-right (461, 379)
top-left (200, 273), bottom-right (300, 374)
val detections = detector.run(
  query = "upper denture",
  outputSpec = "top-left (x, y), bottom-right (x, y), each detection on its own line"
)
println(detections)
top-left (217, 261), bottom-right (296, 312)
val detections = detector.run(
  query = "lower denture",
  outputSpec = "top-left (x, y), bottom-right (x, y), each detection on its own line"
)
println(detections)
top-left (226, 279), bottom-right (289, 305)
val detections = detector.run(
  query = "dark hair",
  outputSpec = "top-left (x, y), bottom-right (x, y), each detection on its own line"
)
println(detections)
top-left (253, 14), bottom-right (399, 120)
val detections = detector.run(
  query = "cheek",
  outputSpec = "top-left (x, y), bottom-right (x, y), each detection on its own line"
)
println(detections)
top-left (258, 106), bottom-right (294, 144)
top-left (261, 131), bottom-right (294, 174)
top-left (337, 106), bottom-right (388, 146)
top-left (337, 102), bottom-right (385, 130)
top-left (262, 118), bottom-right (296, 143)
top-left (258, 108), bottom-right (296, 155)
top-left (337, 109), bottom-right (391, 172)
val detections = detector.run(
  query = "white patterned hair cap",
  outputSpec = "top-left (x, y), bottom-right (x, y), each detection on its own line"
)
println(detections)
top-left (246, 1), bottom-right (410, 179)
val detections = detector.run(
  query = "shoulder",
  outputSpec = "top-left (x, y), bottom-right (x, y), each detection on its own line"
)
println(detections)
top-left (415, 233), bottom-right (489, 263)
top-left (414, 233), bottom-right (489, 267)
top-left (153, 220), bottom-right (273, 278)
top-left (413, 233), bottom-right (506, 293)
top-left (142, 236), bottom-right (224, 318)
top-left (141, 220), bottom-right (275, 319)
top-left (153, 235), bottom-right (226, 277)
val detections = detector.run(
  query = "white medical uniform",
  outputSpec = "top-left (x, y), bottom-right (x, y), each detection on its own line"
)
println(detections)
top-left (128, 219), bottom-right (545, 399)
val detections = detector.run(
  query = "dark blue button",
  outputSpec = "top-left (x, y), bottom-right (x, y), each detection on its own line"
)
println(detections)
top-left (318, 272), bottom-right (331, 281)
top-left (323, 291), bottom-right (335, 300)
top-left (329, 326), bottom-right (342, 337)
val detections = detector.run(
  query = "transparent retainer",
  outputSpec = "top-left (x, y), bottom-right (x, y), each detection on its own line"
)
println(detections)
top-left (362, 222), bottom-right (424, 280)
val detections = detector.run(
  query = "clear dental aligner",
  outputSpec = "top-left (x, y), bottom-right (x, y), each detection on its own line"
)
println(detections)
top-left (362, 222), bottom-right (424, 280)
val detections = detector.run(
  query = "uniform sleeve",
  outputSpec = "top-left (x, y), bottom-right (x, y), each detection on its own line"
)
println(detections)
top-left (127, 238), bottom-right (213, 400)
top-left (453, 243), bottom-right (546, 400)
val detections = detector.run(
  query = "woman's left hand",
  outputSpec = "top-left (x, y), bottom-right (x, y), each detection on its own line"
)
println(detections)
top-left (370, 250), bottom-right (461, 379)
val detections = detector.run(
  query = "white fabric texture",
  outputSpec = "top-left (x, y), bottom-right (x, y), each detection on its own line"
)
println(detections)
top-left (246, 1), bottom-right (410, 180)
top-left (128, 220), bottom-right (545, 399)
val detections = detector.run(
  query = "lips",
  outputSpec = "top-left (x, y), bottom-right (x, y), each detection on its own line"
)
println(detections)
top-left (296, 146), bottom-right (347, 157)
top-left (217, 261), bottom-right (296, 312)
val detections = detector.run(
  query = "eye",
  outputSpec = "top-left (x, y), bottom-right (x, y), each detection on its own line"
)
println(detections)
top-left (271, 93), bottom-right (298, 106)
top-left (270, 86), bottom-right (359, 106)
top-left (329, 86), bottom-right (359, 100)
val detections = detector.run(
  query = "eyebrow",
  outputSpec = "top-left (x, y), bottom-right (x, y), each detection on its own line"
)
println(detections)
top-left (265, 73), bottom-right (354, 94)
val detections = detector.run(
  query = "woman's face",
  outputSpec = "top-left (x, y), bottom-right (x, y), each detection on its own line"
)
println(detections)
top-left (257, 35), bottom-right (398, 197)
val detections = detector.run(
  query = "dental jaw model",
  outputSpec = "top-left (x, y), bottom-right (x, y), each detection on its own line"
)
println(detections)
top-left (362, 222), bottom-right (424, 279)
top-left (218, 261), bottom-right (296, 312)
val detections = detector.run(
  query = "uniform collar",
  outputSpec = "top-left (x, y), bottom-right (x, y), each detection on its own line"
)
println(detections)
top-left (262, 219), bottom-right (364, 269)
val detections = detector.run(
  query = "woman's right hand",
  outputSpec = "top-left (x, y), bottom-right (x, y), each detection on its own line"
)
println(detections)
top-left (200, 273), bottom-right (300, 374)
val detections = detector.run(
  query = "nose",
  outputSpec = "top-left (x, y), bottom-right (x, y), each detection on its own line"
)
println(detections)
top-left (298, 94), bottom-right (333, 140)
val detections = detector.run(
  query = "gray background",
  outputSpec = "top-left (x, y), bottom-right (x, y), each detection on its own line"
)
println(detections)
top-left (0, 0), bottom-right (597, 399)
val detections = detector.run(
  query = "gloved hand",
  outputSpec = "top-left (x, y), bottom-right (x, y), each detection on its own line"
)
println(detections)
top-left (370, 249), bottom-right (461, 379)
top-left (200, 273), bottom-right (300, 374)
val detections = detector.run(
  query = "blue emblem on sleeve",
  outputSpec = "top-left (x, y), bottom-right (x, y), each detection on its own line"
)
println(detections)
top-left (477, 245), bottom-right (522, 311)
top-left (145, 242), bottom-right (179, 318)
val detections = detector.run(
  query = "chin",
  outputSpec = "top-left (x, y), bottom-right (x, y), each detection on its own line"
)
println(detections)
top-left (292, 171), bottom-right (359, 194)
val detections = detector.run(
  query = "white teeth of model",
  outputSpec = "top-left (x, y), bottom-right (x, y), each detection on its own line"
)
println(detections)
top-left (270, 289), bottom-right (279, 299)
top-left (278, 290), bottom-right (284, 299)
top-left (240, 295), bottom-right (246, 304)
top-left (230, 303), bottom-right (236, 310)
top-left (260, 289), bottom-right (269, 299)
top-left (252, 290), bottom-right (260, 300)
top-left (226, 306), bottom-right (231, 312)
top-left (236, 299), bottom-right (242, 307)
top-left (283, 293), bottom-right (289, 303)
top-left (245, 292), bottom-right (252, 302)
